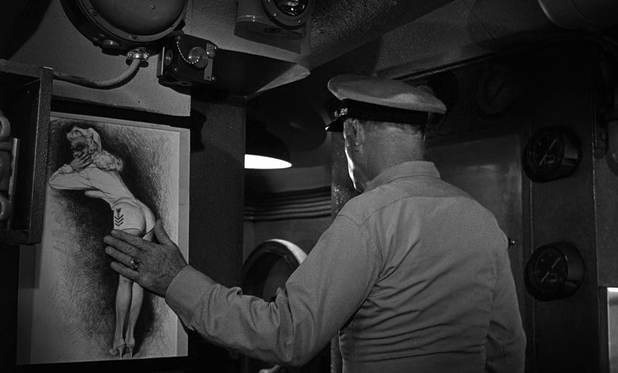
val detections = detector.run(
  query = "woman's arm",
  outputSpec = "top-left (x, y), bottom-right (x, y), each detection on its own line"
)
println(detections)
top-left (48, 153), bottom-right (94, 190)
top-left (48, 165), bottom-right (92, 190)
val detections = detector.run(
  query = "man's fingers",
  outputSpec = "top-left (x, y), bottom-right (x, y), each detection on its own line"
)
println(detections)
top-left (105, 246), bottom-right (134, 267)
top-left (103, 234), bottom-right (140, 256)
top-left (107, 229), bottom-right (149, 251)
top-left (110, 261), bottom-right (139, 281)
top-left (154, 219), bottom-right (174, 246)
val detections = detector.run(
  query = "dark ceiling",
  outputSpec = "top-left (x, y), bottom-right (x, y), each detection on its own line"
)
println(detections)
top-left (3, 0), bottom-right (618, 169)
top-left (308, 0), bottom-right (457, 68)
top-left (248, 0), bottom-right (618, 168)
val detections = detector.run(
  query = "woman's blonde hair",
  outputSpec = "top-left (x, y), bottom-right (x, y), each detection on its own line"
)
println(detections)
top-left (93, 150), bottom-right (124, 172)
top-left (67, 126), bottom-right (124, 171)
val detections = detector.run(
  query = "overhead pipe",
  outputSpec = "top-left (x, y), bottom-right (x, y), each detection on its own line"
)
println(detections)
top-left (308, 0), bottom-right (457, 68)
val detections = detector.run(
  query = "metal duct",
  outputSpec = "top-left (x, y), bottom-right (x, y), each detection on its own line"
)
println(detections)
top-left (308, 0), bottom-right (457, 68)
top-left (538, 0), bottom-right (618, 30)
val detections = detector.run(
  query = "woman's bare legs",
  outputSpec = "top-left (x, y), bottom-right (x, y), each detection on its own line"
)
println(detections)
top-left (110, 274), bottom-right (131, 357)
top-left (110, 228), bottom-right (144, 358)
top-left (124, 280), bottom-right (143, 357)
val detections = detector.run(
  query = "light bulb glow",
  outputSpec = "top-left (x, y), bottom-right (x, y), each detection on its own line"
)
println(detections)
top-left (245, 154), bottom-right (291, 169)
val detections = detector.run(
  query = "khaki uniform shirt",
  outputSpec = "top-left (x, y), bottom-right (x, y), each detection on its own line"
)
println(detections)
top-left (166, 161), bottom-right (526, 372)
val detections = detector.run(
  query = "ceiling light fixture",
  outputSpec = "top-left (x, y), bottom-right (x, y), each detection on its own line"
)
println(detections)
top-left (245, 120), bottom-right (292, 169)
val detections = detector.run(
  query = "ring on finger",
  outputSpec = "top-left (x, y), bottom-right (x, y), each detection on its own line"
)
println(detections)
top-left (129, 257), bottom-right (140, 271)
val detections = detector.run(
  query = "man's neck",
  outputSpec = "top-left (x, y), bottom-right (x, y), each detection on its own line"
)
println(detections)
top-left (364, 145), bottom-right (424, 183)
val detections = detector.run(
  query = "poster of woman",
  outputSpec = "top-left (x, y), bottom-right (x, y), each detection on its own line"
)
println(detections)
top-left (17, 112), bottom-right (189, 364)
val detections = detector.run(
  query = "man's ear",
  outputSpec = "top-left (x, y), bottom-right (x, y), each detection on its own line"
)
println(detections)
top-left (352, 119), bottom-right (365, 150)
top-left (343, 118), bottom-right (355, 140)
top-left (344, 119), bottom-right (365, 151)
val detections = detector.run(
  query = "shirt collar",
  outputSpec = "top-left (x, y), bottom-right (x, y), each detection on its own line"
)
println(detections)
top-left (365, 161), bottom-right (441, 193)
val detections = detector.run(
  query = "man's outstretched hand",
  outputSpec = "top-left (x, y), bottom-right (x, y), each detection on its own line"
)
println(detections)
top-left (104, 219), bottom-right (188, 297)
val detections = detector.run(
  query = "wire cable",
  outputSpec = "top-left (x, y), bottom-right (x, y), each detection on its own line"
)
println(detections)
top-left (52, 48), bottom-right (149, 89)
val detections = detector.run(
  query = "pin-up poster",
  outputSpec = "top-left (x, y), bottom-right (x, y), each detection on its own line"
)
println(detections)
top-left (17, 112), bottom-right (190, 364)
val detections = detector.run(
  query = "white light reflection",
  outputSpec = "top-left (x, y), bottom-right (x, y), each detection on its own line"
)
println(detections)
top-left (245, 154), bottom-right (292, 170)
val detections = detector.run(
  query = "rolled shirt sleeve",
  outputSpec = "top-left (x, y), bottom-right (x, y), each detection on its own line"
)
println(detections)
top-left (165, 213), bottom-right (382, 366)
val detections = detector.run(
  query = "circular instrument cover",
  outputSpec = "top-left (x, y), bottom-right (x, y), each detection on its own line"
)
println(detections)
top-left (522, 125), bottom-right (581, 183)
top-left (524, 242), bottom-right (585, 301)
top-left (87, 0), bottom-right (186, 35)
top-left (61, 0), bottom-right (188, 49)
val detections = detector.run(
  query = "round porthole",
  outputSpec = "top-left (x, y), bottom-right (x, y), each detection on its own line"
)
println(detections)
top-left (241, 239), bottom-right (309, 372)
top-left (241, 239), bottom-right (307, 302)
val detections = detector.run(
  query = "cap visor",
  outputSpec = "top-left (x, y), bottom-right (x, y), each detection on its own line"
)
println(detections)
top-left (325, 118), bottom-right (344, 132)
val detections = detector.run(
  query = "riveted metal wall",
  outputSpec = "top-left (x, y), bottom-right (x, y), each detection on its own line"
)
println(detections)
top-left (523, 43), bottom-right (600, 373)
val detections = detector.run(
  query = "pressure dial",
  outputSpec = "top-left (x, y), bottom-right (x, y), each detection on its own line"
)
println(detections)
top-left (524, 242), bottom-right (584, 301)
top-left (523, 126), bottom-right (581, 183)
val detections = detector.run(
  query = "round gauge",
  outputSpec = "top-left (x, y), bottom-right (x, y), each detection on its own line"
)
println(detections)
top-left (522, 126), bottom-right (581, 183)
top-left (475, 64), bottom-right (524, 116)
top-left (524, 242), bottom-right (584, 301)
top-left (261, 0), bottom-right (315, 27)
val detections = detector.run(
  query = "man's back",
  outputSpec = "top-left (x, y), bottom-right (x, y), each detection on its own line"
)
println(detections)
top-left (335, 161), bottom-right (525, 372)
top-left (163, 161), bottom-right (525, 371)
